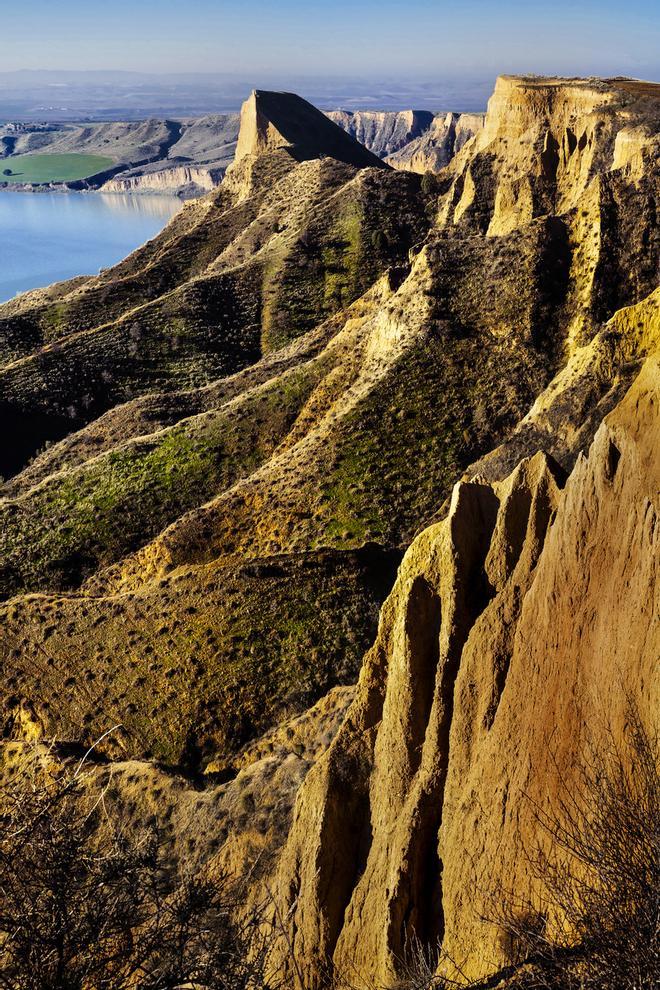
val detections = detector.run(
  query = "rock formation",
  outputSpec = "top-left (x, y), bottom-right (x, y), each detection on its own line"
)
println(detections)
top-left (102, 162), bottom-right (226, 196)
top-left (0, 75), bottom-right (657, 986)
top-left (386, 111), bottom-right (484, 172)
top-left (233, 90), bottom-right (388, 169)
top-left (326, 109), bottom-right (435, 158)
top-left (275, 354), bottom-right (659, 986)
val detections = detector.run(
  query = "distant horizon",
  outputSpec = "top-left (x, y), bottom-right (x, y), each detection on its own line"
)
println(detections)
top-left (3, 1), bottom-right (659, 80)
top-left (0, 71), bottom-right (499, 121)
top-left (2, 68), bottom-right (658, 125)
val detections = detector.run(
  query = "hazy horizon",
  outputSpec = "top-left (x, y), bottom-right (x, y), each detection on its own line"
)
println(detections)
top-left (0, 73), bottom-right (497, 120)
top-left (2, 0), bottom-right (658, 122)
top-left (3, 0), bottom-right (659, 80)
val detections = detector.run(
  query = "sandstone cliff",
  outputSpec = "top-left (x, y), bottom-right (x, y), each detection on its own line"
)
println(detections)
top-left (275, 354), bottom-right (659, 986)
top-left (386, 111), bottom-right (485, 173)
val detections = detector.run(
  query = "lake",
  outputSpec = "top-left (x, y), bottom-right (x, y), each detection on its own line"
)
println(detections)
top-left (0, 191), bottom-right (182, 303)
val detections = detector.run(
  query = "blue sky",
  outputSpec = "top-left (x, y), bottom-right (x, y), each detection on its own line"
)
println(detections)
top-left (3, 0), bottom-right (659, 79)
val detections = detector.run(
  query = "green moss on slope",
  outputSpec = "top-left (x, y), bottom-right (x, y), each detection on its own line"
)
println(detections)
top-left (0, 546), bottom-right (400, 768)
top-left (0, 366), bottom-right (320, 595)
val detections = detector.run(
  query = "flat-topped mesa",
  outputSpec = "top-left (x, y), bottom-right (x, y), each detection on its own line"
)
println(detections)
top-left (233, 89), bottom-right (389, 169)
top-left (438, 73), bottom-right (660, 237)
top-left (481, 74), bottom-right (619, 143)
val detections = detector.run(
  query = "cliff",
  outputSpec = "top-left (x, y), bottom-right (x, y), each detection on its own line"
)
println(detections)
top-left (0, 77), bottom-right (657, 986)
top-left (326, 109), bottom-right (435, 158)
top-left (0, 77), bottom-right (657, 776)
top-left (102, 162), bottom-right (226, 197)
top-left (275, 354), bottom-right (659, 986)
top-left (233, 90), bottom-right (388, 169)
top-left (387, 111), bottom-right (485, 172)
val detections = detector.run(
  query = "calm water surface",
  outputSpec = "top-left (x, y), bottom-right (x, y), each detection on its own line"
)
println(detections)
top-left (0, 191), bottom-right (181, 303)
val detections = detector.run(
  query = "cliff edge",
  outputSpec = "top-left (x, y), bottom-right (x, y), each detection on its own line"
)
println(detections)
top-left (233, 89), bottom-right (389, 169)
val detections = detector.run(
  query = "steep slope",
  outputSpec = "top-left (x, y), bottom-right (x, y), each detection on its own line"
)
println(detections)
top-left (275, 354), bottom-right (659, 987)
top-left (0, 105), bottom-right (427, 477)
top-left (327, 109), bottom-right (435, 158)
top-left (0, 682), bottom-right (356, 886)
top-left (0, 73), bottom-right (657, 813)
top-left (233, 90), bottom-right (388, 169)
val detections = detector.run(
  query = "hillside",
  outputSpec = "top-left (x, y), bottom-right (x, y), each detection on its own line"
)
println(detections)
top-left (0, 114), bottom-right (241, 195)
top-left (0, 74), bottom-right (658, 987)
top-left (0, 104), bottom-right (483, 196)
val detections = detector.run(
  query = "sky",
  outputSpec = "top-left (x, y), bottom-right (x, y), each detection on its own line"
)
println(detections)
top-left (2, 0), bottom-right (659, 81)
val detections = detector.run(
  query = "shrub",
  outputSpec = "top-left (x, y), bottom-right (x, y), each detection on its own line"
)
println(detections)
top-left (0, 743), bottom-right (276, 990)
top-left (491, 702), bottom-right (660, 989)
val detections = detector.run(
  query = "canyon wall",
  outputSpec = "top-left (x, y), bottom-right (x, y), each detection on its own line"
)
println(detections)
top-left (326, 109), bottom-right (435, 158)
top-left (387, 111), bottom-right (485, 172)
top-left (272, 75), bottom-right (660, 987)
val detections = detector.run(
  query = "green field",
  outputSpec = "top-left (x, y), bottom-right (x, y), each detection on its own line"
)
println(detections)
top-left (0, 153), bottom-right (115, 184)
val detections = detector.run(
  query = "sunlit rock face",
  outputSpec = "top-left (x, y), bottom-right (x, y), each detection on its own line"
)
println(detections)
top-left (0, 76), bottom-right (657, 989)
top-left (275, 354), bottom-right (659, 987)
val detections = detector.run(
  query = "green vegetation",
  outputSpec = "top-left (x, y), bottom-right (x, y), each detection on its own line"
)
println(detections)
top-left (0, 367), bottom-right (320, 596)
top-left (0, 153), bottom-right (115, 184)
top-left (0, 546), bottom-right (399, 768)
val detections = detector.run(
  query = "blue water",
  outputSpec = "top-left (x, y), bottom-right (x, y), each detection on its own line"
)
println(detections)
top-left (0, 191), bottom-right (181, 303)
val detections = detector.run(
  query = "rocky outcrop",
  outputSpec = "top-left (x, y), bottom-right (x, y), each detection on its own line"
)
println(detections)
top-left (387, 111), bottom-right (485, 173)
top-left (275, 355), bottom-right (659, 986)
top-left (233, 90), bottom-right (387, 170)
top-left (438, 75), bottom-right (660, 236)
top-left (326, 109), bottom-right (435, 158)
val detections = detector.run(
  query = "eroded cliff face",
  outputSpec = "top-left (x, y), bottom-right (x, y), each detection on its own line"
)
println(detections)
top-left (233, 90), bottom-right (387, 170)
top-left (0, 80), bottom-right (657, 973)
top-left (274, 355), bottom-right (659, 987)
top-left (102, 163), bottom-right (225, 196)
top-left (387, 112), bottom-right (485, 173)
top-left (0, 77), bottom-right (656, 777)
top-left (438, 75), bottom-right (660, 236)
top-left (327, 109), bottom-right (435, 159)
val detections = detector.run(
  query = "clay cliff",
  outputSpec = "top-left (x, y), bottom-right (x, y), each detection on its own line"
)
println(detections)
top-left (275, 352), bottom-right (658, 985)
top-left (0, 105), bottom-right (485, 198)
top-left (327, 109), bottom-right (435, 158)
top-left (233, 90), bottom-right (388, 169)
top-left (387, 111), bottom-right (485, 172)
top-left (270, 74), bottom-right (660, 987)
top-left (0, 75), bottom-right (657, 986)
